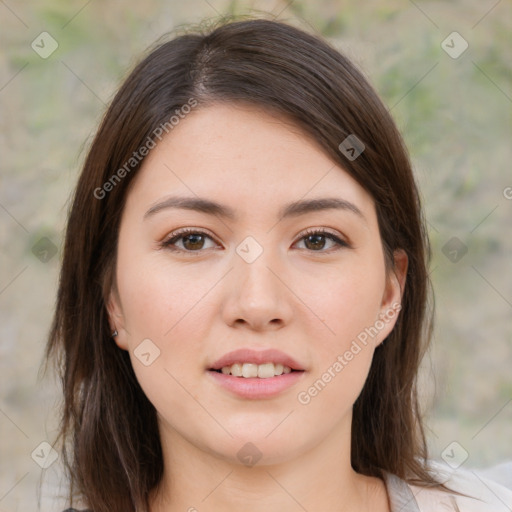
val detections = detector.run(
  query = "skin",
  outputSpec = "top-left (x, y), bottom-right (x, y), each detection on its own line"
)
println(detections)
top-left (107, 102), bottom-right (407, 512)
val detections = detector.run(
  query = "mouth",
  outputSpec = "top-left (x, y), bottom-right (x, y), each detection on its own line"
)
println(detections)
top-left (206, 348), bottom-right (306, 399)
top-left (208, 362), bottom-right (304, 379)
top-left (207, 366), bottom-right (305, 400)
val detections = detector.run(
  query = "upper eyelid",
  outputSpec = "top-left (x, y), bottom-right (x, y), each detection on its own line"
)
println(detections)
top-left (165, 227), bottom-right (218, 244)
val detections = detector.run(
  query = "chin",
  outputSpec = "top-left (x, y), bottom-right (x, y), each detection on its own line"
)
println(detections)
top-left (201, 426), bottom-right (313, 468)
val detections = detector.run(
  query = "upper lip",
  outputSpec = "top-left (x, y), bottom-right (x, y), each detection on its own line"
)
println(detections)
top-left (209, 348), bottom-right (305, 371)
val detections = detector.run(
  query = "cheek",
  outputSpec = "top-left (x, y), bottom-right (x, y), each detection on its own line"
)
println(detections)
top-left (295, 255), bottom-right (386, 407)
top-left (117, 251), bottom-right (208, 338)
top-left (119, 265), bottom-right (208, 422)
top-left (116, 252), bottom-right (215, 388)
top-left (308, 258), bottom-right (386, 349)
top-left (296, 279), bottom-right (381, 421)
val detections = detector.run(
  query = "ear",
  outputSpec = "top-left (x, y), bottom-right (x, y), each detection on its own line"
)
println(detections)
top-left (375, 249), bottom-right (408, 345)
top-left (106, 286), bottom-right (129, 351)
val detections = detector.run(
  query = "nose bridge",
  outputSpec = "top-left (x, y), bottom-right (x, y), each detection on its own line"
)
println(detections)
top-left (222, 233), bottom-right (291, 329)
top-left (235, 234), bottom-right (282, 300)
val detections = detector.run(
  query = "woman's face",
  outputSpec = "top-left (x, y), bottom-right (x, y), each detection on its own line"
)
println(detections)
top-left (107, 102), bottom-right (406, 466)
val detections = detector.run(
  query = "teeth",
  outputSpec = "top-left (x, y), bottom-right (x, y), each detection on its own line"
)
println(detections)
top-left (218, 362), bottom-right (293, 378)
top-left (242, 363), bottom-right (258, 378)
top-left (230, 363), bottom-right (242, 377)
top-left (257, 363), bottom-right (274, 378)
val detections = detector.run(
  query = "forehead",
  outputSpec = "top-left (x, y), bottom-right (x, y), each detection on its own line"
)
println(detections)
top-left (124, 102), bottom-right (376, 223)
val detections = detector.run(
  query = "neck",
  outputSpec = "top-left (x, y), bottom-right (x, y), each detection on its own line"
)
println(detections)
top-left (150, 419), bottom-right (389, 512)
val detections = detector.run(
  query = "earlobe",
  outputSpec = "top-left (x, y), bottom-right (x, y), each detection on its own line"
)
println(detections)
top-left (382, 249), bottom-right (408, 310)
top-left (106, 289), bottom-right (128, 350)
top-left (392, 249), bottom-right (408, 300)
top-left (375, 249), bottom-right (408, 346)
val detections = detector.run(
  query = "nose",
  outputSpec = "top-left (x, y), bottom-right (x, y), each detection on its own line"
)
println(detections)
top-left (221, 246), bottom-right (293, 332)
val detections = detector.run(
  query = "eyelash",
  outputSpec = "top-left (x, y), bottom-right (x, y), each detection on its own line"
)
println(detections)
top-left (160, 227), bottom-right (350, 254)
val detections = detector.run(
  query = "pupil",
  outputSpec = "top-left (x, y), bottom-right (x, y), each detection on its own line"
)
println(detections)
top-left (184, 234), bottom-right (204, 250)
top-left (305, 234), bottom-right (325, 250)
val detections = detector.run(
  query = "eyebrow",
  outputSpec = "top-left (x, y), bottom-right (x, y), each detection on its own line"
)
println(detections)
top-left (143, 195), bottom-right (366, 223)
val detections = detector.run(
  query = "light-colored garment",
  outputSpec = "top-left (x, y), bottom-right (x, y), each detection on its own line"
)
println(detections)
top-left (384, 460), bottom-right (512, 511)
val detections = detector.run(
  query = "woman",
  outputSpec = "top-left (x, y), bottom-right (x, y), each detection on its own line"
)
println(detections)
top-left (47, 17), bottom-right (512, 512)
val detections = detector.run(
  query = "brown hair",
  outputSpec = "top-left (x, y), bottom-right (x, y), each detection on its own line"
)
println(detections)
top-left (46, 16), bottom-right (437, 512)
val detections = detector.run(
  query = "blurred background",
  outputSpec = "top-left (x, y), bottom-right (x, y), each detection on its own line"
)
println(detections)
top-left (1, 0), bottom-right (511, 510)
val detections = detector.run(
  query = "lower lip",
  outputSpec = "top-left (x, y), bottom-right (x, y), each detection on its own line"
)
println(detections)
top-left (207, 370), bottom-right (305, 399)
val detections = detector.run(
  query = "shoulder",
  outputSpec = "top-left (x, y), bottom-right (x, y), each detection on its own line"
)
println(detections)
top-left (401, 460), bottom-right (512, 512)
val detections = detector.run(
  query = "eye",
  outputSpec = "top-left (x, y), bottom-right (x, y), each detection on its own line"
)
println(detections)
top-left (160, 228), bottom-right (350, 254)
top-left (161, 228), bottom-right (218, 253)
top-left (294, 229), bottom-right (350, 252)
